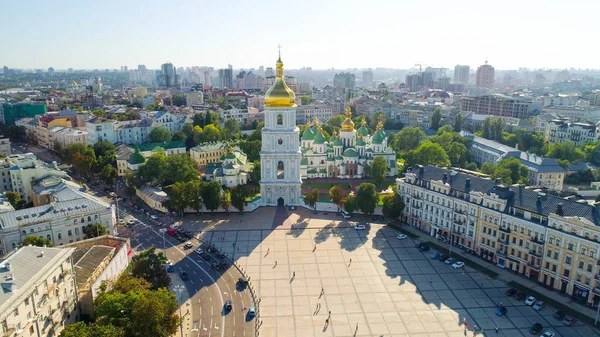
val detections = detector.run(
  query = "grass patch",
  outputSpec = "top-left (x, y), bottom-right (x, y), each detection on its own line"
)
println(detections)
top-left (507, 281), bottom-right (594, 326)
top-left (426, 242), bottom-right (499, 278)
top-left (386, 223), bottom-right (419, 238)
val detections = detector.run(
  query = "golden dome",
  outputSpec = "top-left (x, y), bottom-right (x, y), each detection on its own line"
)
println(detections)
top-left (341, 106), bottom-right (355, 131)
top-left (264, 53), bottom-right (296, 108)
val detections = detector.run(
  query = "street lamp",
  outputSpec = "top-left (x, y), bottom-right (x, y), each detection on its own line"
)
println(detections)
top-left (159, 228), bottom-right (167, 254)
top-left (174, 285), bottom-right (185, 335)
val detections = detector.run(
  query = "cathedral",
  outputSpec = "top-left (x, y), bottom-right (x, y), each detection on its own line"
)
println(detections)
top-left (300, 108), bottom-right (398, 179)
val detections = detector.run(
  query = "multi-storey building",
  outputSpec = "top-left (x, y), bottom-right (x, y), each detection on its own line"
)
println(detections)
top-left (295, 105), bottom-right (333, 125)
top-left (362, 70), bottom-right (373, 88)
top-left (0, 138), bottom-right (10, 155)
top-left (0, 154), bottom-right (67, 203)
top-left (475, 61), bottom-right (495, 88)
top-left (0, 246), bottom-right (78, 337)
top-left (219, 107), bottom-right (248, 124)
top-left (544, 119), bottom-right (600, 145)
top-left (460, 94), bottom-right (535, 119)
top-left (49, 127), bottom-right (88, 149)
top-left (398, 165), bottom-right (600, 305)
top-left (186, 91), bottom-right (204, 107)
top-left (453, 65), bottom-right (470, 86)
top-left (190, 141), bottom-right (230, 167)
top-left (542, 106), bottom-right (600, 123)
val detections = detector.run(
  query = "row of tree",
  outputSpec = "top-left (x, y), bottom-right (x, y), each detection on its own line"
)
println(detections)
top-left (62, 141), bottom-right (118, 185)
top-left (160, 180), bottom-right (252, 215)
top-left (20, 223), bottom-right (107, 248)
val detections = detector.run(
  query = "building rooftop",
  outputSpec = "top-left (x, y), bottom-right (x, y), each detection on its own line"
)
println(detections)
top-left (72, 246), bottom-right (115, 289)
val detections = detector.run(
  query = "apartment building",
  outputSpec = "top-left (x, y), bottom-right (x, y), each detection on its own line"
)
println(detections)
top-left (0, 246), bottom-right (78, 337)
top-left (190, 141), bottom-right (229, 167)
top-left (219, 107), bottom-right (248, 124)
top-left (397, 165), bottom-right (600, 305)
top-left (460, 94), bottom-right (536, 119)
top-left (543, 106), bottom-right (600, 123)
top-left (544, 119), bottom-right (600, 146)
top-left (0, 154), bottom-right (67, 202)
top-left (295, 105), bottom-right (333, 125)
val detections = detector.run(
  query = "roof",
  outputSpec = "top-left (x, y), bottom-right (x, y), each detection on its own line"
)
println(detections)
top-left (73, 246), bottom-right (115, 289)
top-left (371, 131), bottom-right (384, 144)
top-left (407, 166), bottom-right (599, 226)
top-left (137, 140), bottom-right (185, 152)
top-left (116, 143), bottom-right (135, 161)
top-left (343, 148), bottom-right (358, 157)
top-left (0, 246), bottom-right (75, 313)
top-left (313, 132), bottom-right (326, 144)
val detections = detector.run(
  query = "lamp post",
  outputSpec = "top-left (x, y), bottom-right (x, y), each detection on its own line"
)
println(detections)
top-left (159, 228), bottom-right (167, 254)
top-left (174, 285), bottom-right (185, 337)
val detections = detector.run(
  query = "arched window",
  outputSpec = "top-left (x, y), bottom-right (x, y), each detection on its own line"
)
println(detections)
top-left (47, 235), bottom-right (51, 241)
top-left (556, 239), bottom-right (561, 246)
top-left (88, 216), bottom-right (91, 222)
top-left (581, 247), bottom-right (587, 255)
top-left (30, 229), bottom-right (34, 233)
top-left (590, 250), bottom-right (596, 258)
top-left (22, 231), bottom-right (26, 236)
top-left (277, 161), bottom-right (284, 179)
top-left (277, 114), bottom-right (283, 125)
top-left (58, 233), bottom-right (62, 240)
top-left (81, 218), bottom-right (85, 223)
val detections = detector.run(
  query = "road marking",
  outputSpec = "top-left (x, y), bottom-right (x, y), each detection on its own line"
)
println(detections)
top-left (193, 270), bottom-right (197, 275)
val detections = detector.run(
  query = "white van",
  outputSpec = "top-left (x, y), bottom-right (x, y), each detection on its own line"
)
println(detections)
top-left (340, 210), bottom-right (352, 219)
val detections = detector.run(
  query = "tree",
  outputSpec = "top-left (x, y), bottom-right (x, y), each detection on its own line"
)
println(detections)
top-left (453, 113), bottom-right (464, 132)
top-left (91, 109), bottom-right (107, 118)
top-left (171, 93), bottom-right (186, 106)
top-left (220, 190), bottom-right (231, 213)
top-left (250, 161), bottom-right (261, 183)
top-left (236, 140), bottom-right (261, 162)
top-left (223, 119), bottom-right (241, 140)
top-left (83, 223), bottom-right (107, 239)
top-left (446, 142), bottom-right (468, 167)
top-left (99, 164), bottom-right (117, 185)
top-left (369, 156), bottom-right (388, 186)
top-left (130, 248), bottom-right (170, 290)
top-left (59, 322), bottom-right (124, 337)
top-left (430, 107), bottom-right (442, 130)
top-left (148, 127), bottom-right (172, 143)
top-left (355, 183), bottom-right (379, 216)
top-left (391, 127), bottom-right (426, 153)
top-left (382, 193), bottom-right (405, 220)
top-left (480, 157), bottom-right (529, 184)
top-left (409, 142), bottom-right (450, 167)
top-left (22, 235), bottom-right (53, 247)
top-left (327, 115), bottom-right (345, 128)
top-left (546, 142), bottom-right (585, 163)
top-left (303, 189), bottom-right (319, 210)
top-left (192, 113), bottom-right (205, 127)
top-left (300, 95), bottom-right (311, 105)
top-left (62, 143), bottom-right (89, 162)
top-left (94, 140), bottom-right (116, 158)
top-left (231, 185), bottom-right (251, 213)
top-left (6, 191), bottom-right (21, 208)
top-left (73, 152), bottom-right (95, 177)
top-left (137, 153), bottom-right (167, 184)
top-left (160, 154), bottom-right (199, 186)
top-left (204, 111), bottom-right (220, 127)
top-left (329, 186), bottom-right (346, 211)
top-left (124, 171), bottom-right (137, 198)
top-left (184, 180), bottom-right (203, 214)
top-left (164, 182), bottom-right (188, 216)
top-left (482, 117), bottom-right (492, 139)
top-left (198, 124), bottom-right (221, 143)
top-left (200, 181), bottom-right (222, 213)
top-left (344, 194), bottom-right (357, 213)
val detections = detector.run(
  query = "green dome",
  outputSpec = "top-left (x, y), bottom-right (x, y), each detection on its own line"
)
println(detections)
top-left (225, 152), bottom-right (236, 160)
top-left (327, 157), bottom-right (334, 161)
top-left (358, 125), bottom-right (369, 137)
top-left (342, 148), bottom-right (358, 157)
top-left (371, 131), bottom-right (384, 144)
top-left (313, 131), bottom-right (326, 144)
top-left (302, 128), bottom-right (315, 140)
top-left (333, 138), bottom-right (343, 147)
top-left (128, 147), bottom-right (146, 165)
top-left (311, 125), bottom-right (319, 134)
top-left (356, 137), bottom-right (366, 146)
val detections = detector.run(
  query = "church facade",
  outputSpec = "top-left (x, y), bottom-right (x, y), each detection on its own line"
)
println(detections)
top-left (300, 108), bottom-right (398, 179)
top-left (259, 53), bottom-right (302, 206)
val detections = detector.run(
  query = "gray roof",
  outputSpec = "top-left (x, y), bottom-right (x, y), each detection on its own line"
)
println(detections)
top-left (0, 246), bottom-right (75, 313)
top-left (73, 246), bottom-right (115, 289)
top-left (407, 166), bottom-right (599, 226)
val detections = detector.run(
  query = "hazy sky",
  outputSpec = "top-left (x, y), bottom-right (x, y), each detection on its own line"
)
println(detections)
top-left (2, 0), bottom-right (598, 70)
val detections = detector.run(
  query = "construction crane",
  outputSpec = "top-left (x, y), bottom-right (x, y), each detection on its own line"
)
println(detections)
top-left (414, 62), bottom-right (430, 75)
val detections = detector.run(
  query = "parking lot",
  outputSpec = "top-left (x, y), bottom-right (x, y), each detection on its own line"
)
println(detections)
top-left (199, 217), bottom-right (600, 337)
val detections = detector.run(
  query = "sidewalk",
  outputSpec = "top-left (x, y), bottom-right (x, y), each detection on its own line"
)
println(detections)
top-left (398, 224), bottom-right (600, 324)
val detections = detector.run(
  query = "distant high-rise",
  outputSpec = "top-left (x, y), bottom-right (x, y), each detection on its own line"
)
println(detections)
top-left (453, 65), bottom-right (470, 85)
top-left (218, 68), bottom-right (233, 89)
top-left (265, 67), bottom-right (274, 78)
top-left (405, 74), bottom-right (421, 92)
top-left (2, 66), bottom-right (9, 75)
top-left (203, 71), bottom-right (211, 88)
top-left (475, 61), bottom-right (495, 88)
top-left (47, 67), bottom-right (54, 76)
top-left (333, 72), bottom-right (356, 88)
top-left (158, 62), bottom-right (180, 88)
top-left (362, 69), bottom-right (373, 88)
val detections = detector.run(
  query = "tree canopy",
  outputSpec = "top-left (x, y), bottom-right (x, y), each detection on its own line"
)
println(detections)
top-left (391, 127), bottom-right (426, 154)
top-left (355, 183), bottom-right (379, 215)
top-left (303, 189), bottom-right (319, 210)
top-left (83, 223), bottom-right (107, 239)
top-left (129, 248), bottom-right (170, 290)
top-left (369, 156), bottom-right (388, 186)
top-left (22, 235), bottom-right (54, 247)
top-left (329, 186), bottom-right (346, 211)
top-left (148, 127), bottom-right (172, 143)
top-left (382, 192), bottom-right (405, 220)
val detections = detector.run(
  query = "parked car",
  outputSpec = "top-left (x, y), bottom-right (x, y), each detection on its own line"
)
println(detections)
top-left (505, 288), bottom-right (517, 297)
top-left (532, 300), bottom-right (545, 311)
top-left (343, 214), bottom-right (352, 219)
top-left (452, 261), bottom-right (465, 269)
top-left (525, 296), bottom-right (536, 306)
top-left (354, 225), bottom-right (366, 230)
top-left (415, 240), bottom-right (425, 248)
top-left (539, 331), bottom-right (554, 337)
top-left (418, 244), bottom-right (430, 252)
top-left (553, 311), bottom-right (566, 320)
top-left (372, 216), bottom-right (379, 221)
top-left (179, 270), bottom-right (189, 281)
top-left (529, 323), bottom-right (543, 334)
top-left (430, 252), bottom-right (440, 259)
top-left (438, 254), bottom-right (449, 261)
top-left (127, 219), bottom-right (136, 226)
top-left (396, 234), bottom-right (407, 240)
top-left (495, 306), bottom-right (507, 316)
top-left (150, 215), bottom-right (158, 220)
top-left (184, 242), bottom-right (193, 249)
top-left (444, 257), bottom-right (456, 264)
top-left (201, 252), bottom-right (211, 260)
top-left (562, 316), bottom-right (576, 326)
top-left (195, 248), bottom-right (204, 255)
top-left (165, 264), bottom-right (175, 273)
top-left (514, 292), bottom-right (526, 300)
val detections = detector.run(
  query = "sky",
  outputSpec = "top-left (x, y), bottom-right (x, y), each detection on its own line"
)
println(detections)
top-left (1, 0), bottom-right (598, 70)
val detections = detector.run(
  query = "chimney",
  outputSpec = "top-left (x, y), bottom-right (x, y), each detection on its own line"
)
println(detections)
top-left (418, 165), bottom-right (424, 174)
top-left (443, 173), bottom-right (448, 183)
top-left (465, 178), bottom-right (471, 189)
top-left (556, 203), bottom-right (564, 216)
top-left (536, 195), bottom-right (542, 205)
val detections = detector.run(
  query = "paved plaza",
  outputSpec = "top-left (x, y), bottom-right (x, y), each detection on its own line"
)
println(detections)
top-left (194, 209), bottom-right (600, 337)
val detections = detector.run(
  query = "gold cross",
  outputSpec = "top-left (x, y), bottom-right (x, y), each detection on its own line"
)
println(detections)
top-left (277, 44), bottom-right (282, 57)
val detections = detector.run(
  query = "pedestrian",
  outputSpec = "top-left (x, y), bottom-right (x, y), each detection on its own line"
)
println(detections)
top-left (464, 322), bottom-right (467, 330)
top-left (293, 271), bottom-right (296, 278)
top-left (325, 318), bottom-right (329, 324)
top-left (329, 310), bottom-right (331, 316)
top-left (495, 325), bottom-right (499, 333)
top-left (355, 323), bottom-right (358, 331)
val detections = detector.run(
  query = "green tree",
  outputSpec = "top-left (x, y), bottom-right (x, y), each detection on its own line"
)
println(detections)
top-left (160, 154), bottom-right (199, 186)
top-left (223, 119), bottom-right (241, 139)
top-left (230, 185), bottom-right (251, 213)
top-left (184, 180), bottom-right (203, 214)
top-left (382, 193), bottom-right (405, 220)
top-left (300, 95), bottom-right (311, 105)
top-left (204, 111), bottom-right (220, 126)
top-left (129, 248), bottom-right (170, 290)
top-left (124, 171), bottom-right (137, 198)
top-left (446, 142), bottom-right (468, 167)
top-left (303, 189), bottom-right (319, 210)
top-left (344, 194), bottom-right (357, 213)
top-left (453, 113), bottom-right (464, 132)
top-left (6, 191), bottom-right (21, 208)
top-left (200, 181), bottom-right (222, 213)
top-left (236, 140), bottom-right (261, 162)
top-left (22, 235), bottom-right (54, 247)
top-left (409, 142), bottom-right (450, 167)
top-left (99, 164), bottom-right (117, 185)
top-left (430, 107), bottom-right (442, 130)
top-left (137, 153), bottom-right (167, 184)
top-left (172, 131), bottom-right (187, 141)
top-left (329, 186), bottom-right (346, 211)
top-left (369, 156), bottom-right (388, 186)
top-left (91, 109), bottom-right (107, 118)
top-left (491, 117), bottom-right (504, 141)
top-left (482, 117), bottom-right (492, 139)
top-left (247, 122), bottom-right (264, 141)
top-left (83, 223), bottom-right (107, 239)
top-left (327, 115), bottom-right (346, 128)
top-left (148, 127), bottom-right (172, 143)
top-left (171, 93), bottom-right (186, 106)
top-left (164, 182), bottom-right (188, 216)
top-left (59, 322), bottom-right (124, 337)
top-left (72, 152), bottom-right (96, 177)
top-left (546, 142), bottom-right (585, 163)
top-left (391, 127), bottom-right (426, 153)
top-left (220, 190), bottom-right (231, 213)
top-left (94, 140), bottom-right (116, 157)
top-left (356, 183), bottom-right (379, 215)
top-left (250, 161), bottom-right (261, 183)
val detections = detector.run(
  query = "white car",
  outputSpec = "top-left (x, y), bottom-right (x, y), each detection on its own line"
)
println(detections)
top-left (452, 261), bottom-right (465, 269)
top-left (184, 242), bottom-right (193, 249)
top-left (396, 234), bottom-right (407, 240)
top-left (524, 296), bottom-right (536, 306)
top-left (540, 331), bottom-right (554, 337)
top-left (354, 225), bottom-right (366, 230)
top-left (150, 215), bottom-right (158, 220)
top-left (343, 214), bottom-right (352, 219)
top-left (127, 219), bottom-right (136, 226)
top-left (532, 300), bottom-right (545, 311)
top-left (195, 248), bottom-right (203, 255)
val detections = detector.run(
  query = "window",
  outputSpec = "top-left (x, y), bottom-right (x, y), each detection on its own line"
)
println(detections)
top-left (75, 228), bottom-right (79, 235)
top-left (277, 161), bottom-right (284, 179)
top-left (24, 298), bottom-right (29, 306)
top-left (81, 218), bottom-right (85, 223)
top-left (68, 230), bottom-right (72, 237)
top-left (30, 229), bottom-right (34, 233)
top-left (58, 233), bottom-right (62, 240)
top-left (277, 114), bottom-right (283, 125)
top-left (547, 249), bottom-right (552, 257)
top-left (22, 230), bottom-right (26, 236)
top-left (588, 264), bottom-right (593, 273)
top-left (579, 261), bottom-right (584, 269)
top-left (565, 256), bottom-right (572, 265)
top-left (548, 237), bottom-right (554, 244)
top-left (13, 308), bottom-right (18, 317)
top-left (568, 243), bottom-right (574, 251)
top-left (47, 234), bottom-right (51, 241)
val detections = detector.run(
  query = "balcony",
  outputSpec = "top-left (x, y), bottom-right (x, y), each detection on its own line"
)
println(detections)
top-left (527, 262), bottom-right (541, 270)
top-left (499, 226), bottom-right (511, 234)
top-left (497, 238), bottom-right (509, 245)
top-left (496, 249), bottom-right (506, 256)
top-left (454, 209), bottom-right (466, 215)
top-left (43, 284), bottom-right (56, 295)
top-left (37, 294), bottom-right (49, 308)
top-left (530, 236), bottom-right (545, 245)
top-left (529, 249), bottom-right (542, 258)
top-left (50, 308), bottom-right (62, 324)
top-left (3, 325), bottom-right (16, 337)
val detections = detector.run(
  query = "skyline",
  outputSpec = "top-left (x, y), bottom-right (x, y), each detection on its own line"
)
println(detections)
top-left (2, 0), bottom-right (599, 70)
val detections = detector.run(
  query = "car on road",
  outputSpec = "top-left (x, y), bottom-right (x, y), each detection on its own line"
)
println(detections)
top-left (532, 300), bottom-right (545, 311)
top-left (184, 242), bottom-right (193, 249)
top-left (562, 316), bottom-right (576, 326)
top-left (165, 264), bottom-right (175, 273)
top-left (438, 254), bottom-right (449, 261)
top-left (451, 261), bottom-right (464, 269)
top-left (108, 192), bottom-right (116, 197)
top-left (505, 288), bottom-right (517, 297)
top-left (195, 248), bottom-right (203, 255)
top-left (354, 225), bottom-right (366, 230)
top-left (224, 300), bottom-right (232, 311)
top-left (539, 331), bottom-right (554, 337)
top-left (529, 323), bottom-right (543, 334)
top-left (514, 292), bottom-right (526, 300)
top-left (444, 257), bottom-right (456, 264)
top-left (495, 306), bottom-right (507, 316)
top-left (343, 214), bottom-right (352, 219)
top-left (396, 234), bottom-right (407, 240)
top-left (430, 252), bottom-right (440, 259)
top-left (525, 296), bottom-right (536, 306)
top-left (238, 276), bottom-right (249, 286)
top-left (553, 310), bottom-right (566, 320)
top-left (150, 215), bottom-right (158, 220)
top-left (418, 244), bottom-right (430, 252)
top-left (248, 306), bottom-right (256, 317)
top-left (179, 270), bottom-right (189, 281)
